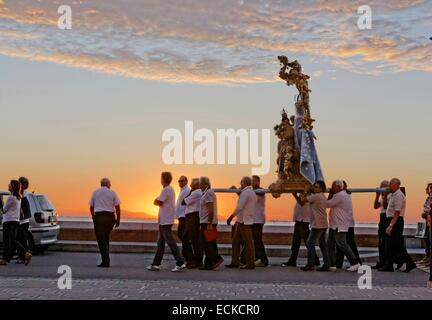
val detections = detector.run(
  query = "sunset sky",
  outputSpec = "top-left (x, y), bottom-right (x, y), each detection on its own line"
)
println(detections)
top-left (0, 0), bottom-right (431, 223)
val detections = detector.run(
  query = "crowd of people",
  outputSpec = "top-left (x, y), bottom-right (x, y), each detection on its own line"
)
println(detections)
top-left (88, 173), bottom-right (419, 273)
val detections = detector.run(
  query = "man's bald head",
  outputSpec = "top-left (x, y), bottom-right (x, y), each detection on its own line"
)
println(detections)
top-left (101, 178), bottom-right (111, 188)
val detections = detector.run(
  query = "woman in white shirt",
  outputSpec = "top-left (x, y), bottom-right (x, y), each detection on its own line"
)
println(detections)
top-left (0, 180), bottom-right (30, 265)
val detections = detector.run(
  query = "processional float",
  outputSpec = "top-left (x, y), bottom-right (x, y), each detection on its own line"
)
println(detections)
top-left (214, 56), bottom-right (388, 196)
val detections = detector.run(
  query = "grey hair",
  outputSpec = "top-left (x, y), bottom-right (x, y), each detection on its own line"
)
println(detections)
top-left (191, 178), bottom-right (200, 184)
top-left (381, 180), bottom-right (390, 187)
top-left (199, 176), bottom-right (211, 188)
top-left (390, 178), bottom-right (401, 185)
top-left (333, 180), bottom-right (344, 189)
top-left (242, 176), bottom-right (252, 186)
top-left (100, 178), bottom-right (111, 187)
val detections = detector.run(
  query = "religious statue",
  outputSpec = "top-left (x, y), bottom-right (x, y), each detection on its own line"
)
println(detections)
top-left (269, 56), bottom-right (324, 196)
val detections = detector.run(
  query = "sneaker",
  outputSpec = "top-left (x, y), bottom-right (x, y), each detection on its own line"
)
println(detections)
top-left (171, 264), bottom-right (186, 272)
top-left (281, 262), bottom-right (296, 267)
top-left (347, 264), bottom-right (360, 272)
top-left (146, 265), bottom-right (160, 271)
top-left (316, 266), bottom-right (330, 272)
top-left (402, 263), bottom-right (416, 273)
top-left (254, 260), bottom-right (267, 267)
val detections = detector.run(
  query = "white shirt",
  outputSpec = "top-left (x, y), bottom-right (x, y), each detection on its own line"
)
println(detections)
top-left (306, 193), bottom-right (328, 229)
top-left (184, 189), bottom-right (203, 215)
top-left (199, 188), bottom-right (218, 225)
top-left (327, 190), bottom-right (352, 232)
top-left (175, 186), bottom-right (190, 219)
top-left (2, 196), bottom-right (21, 223)
top-left (233, 186), bottom-right (257, 225)
top-left (254, 191), bottom-right (266, 224)
top-left (89, 187), bottom-right (121, 213)
top-left (386, 189), bottom-right (406, 218)
top-left (157, 185), bottom-right (176, 225)
top-left (293, 202), bottom-right (311, 223)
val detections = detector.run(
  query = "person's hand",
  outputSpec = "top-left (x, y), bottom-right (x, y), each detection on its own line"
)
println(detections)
top-left (115, 219), bottom-right (120, 228)
top-left (386, 225), bottom-right (393, 236)
top-left (422, 212), bottom-right (428, 219)
top-left (207, 223), bottom-right (213, 231)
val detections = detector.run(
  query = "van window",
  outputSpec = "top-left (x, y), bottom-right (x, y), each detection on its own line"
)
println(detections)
top-left (35, 195), bottom-right (55, 211)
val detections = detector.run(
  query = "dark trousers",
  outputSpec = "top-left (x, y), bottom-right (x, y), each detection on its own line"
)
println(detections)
top-left (328, 228), bottom-right (359, 266)
top-left (153, 224), bottom-right (184, 266)
top-left (377, 214), bottom-right (388, 266)
top-left (198, 223), bottom-right (222, 269)
top-left (383, 217), bottom-right (415, 268)
top-left (252, 223), bottom-right (268, 265)
top-left (93, 213), bottom-right (115, 265)
top-left (183, 212), bottom-right (201, 265)
top-left (16, 222), bottom-right (30, 260)
top-left (177, 217), bottom-right (189, 262)
top-left (336, 227), bottom-right (362, 268)
top-left (306, 228), bottom-right (330, 268)
top-left (288, 221), bottom-right (319, 265)
top-left (232, 223), bottom-right (255, 268)
top-left (2, 221), bottom-right (26, 262)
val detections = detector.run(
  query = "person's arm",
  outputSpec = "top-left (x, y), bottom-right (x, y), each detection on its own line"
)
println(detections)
top-left (327, 195), bottom-right (341, 208)
top-left (373, 193), bottom-right (381, 210)
top-left (382, 193), bottom-right (389, 209)
top-left (154, 189), bottom-right (166, 207)
top-left (207, 202), bottom-right (214, 231)
top-left (228, 192), bottom-right (247, 225)
top-left (3, 197), bottom-right (15, 214)
top-left (114, 205), bottom-right (121, 228)
top-left (90, 206), bottom-right (95, 218)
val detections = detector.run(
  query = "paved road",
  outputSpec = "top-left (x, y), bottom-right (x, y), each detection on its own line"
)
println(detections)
top-left (0, 251), bottom-right (431, 299)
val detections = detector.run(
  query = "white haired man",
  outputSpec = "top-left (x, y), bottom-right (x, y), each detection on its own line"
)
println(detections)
top-left (379, 178), bottom-right (416, 272)
top-left (226, 176), bottom-right (257, 269)
top-left (326, 180), bottom-right (360, 272)
top-left (89, 178), bottom-right (121, 268)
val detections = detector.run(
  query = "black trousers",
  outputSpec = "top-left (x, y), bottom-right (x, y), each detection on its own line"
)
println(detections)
top-left (241, 223), bottom-right (269, 265)
top-left (183, 212), bottom-right (201, 265)
top-left (2, 221), bottom-right (26, 262)
top-left (153, 224), bottom-right (184, 266)
top-left (197, 223), bottom-right (222, 269)
top-left (336, 227), bottom-right (362, 268)
top-left (383, 217), bottom-right (415, 268)
top-left (288, 221), bottom-right (319, 265)
top-left (93, 213), bottom-right (116, 265)
top-left (377, 214), bottom-right (388, 266)
top-left (16, 222), bottom-right (31, 260)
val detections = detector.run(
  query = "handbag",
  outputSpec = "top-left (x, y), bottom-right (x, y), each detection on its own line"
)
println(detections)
top-left (203, 228), bottom-right (218, 241)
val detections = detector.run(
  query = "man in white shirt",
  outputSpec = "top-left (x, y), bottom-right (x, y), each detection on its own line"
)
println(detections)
top-left (89, 177), bottom-right (121, 268)
top-left (226, 176), bottom-right (257, 269)
top-left (175, 176), bottom-right (190, 261)
top-left (372, 180), bottom-right (389, 269)
top-left (326, 180), bottom-right (360, 272)
top-left (148, 172), bottom-right (186, 272)
top-left (379, 178), bottom-right (416, 272)
top-left (283, 194), bottom-right (319, 267)
top-left (182, 178), bottom-right (202, 268)
top-left (251, 175), bottom-right (268, 267)
top-left (198, 176), bottom-right (223, 270)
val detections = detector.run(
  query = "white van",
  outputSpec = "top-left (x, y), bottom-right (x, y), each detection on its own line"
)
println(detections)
top-left (0, 191), bottom-right (60, 253)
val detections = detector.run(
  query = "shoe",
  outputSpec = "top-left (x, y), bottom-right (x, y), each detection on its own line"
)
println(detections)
top-left (0, 260), bottom-right (8, 266)
top-left (300, 265), bottom-right (315, 271)
top-left (396, 262), bottom-right (404, 270)
top-left (198, 265), bottom-right (212, 270)
top-left (24, 252), bottom-right (32, 266)
top-left (97, 263), bottom-right (110, 268)
top-left (329, 266), bottom-right (337, 271)
top-left (240, 265), bottom-right (255, 270)
top-left (403, 263), bottom-right (416, 273)
top-left (16, 260), bottom-right (25, 264)
top-left (171, 264), bottom-right (186, 272)
top-left (186, 263), bottom-right (197, 269)
top-left (212, 258), bottom-right (224, 270)
top-left (225, 264), bottom-right (239, 269)
top-left (281, 262), bottom-right (296, 267)
top-left (146, 265), bottom-right (160, 271)
top-left (317, 266), bottom-right (330, 272)
top-left (254, 260), bottom-right (267, 267)
top-left (371, 264), bottom-right (383, 269)
top-left (347, 264), bottom-right (360, 272)
top-left (378, 267), bottom-right (394, 272)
